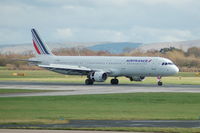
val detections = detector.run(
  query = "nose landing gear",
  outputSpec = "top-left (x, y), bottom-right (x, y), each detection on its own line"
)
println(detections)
top-left (157, 76), bottom-right (163, 86)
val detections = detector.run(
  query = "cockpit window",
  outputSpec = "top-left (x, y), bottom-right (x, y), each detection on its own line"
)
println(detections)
top-left (162, 62), bottom-right (174, 65)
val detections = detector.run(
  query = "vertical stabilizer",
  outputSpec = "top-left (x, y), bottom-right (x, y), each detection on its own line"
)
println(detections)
top-left (31, 28), bottom-right (53, 55)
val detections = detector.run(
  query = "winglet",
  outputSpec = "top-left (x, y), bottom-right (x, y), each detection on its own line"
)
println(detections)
top-left (31, 28), bottom-right (53, 55)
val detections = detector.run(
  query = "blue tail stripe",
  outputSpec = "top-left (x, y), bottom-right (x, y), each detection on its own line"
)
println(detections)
top-left (32, 29), bottom-right (47, 54)
top-left (31, 30), bottom-right (44, 54)
top-left (31, 30), bottom-right (45, 54)
top-left (32, 29), bottom-right (50, 54)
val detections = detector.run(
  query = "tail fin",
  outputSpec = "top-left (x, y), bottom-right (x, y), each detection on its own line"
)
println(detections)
top-left (31, 28), bottom-right (53, 55)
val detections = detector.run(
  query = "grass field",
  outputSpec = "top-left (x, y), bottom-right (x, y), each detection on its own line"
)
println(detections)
top-left (0, 93), bottom-right (200, 125)
top-left (7, 127), bottom-right (200, 133)
top-left (0, 89), bottom-right (53, 94)
top-left (61, 127), bottom-right (200, 133)
top-left (0, 70), bottom-right (200, 85)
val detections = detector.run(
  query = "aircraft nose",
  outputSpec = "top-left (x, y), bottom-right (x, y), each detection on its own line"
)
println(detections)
top-left (173, 65), bottom-right (179, 74)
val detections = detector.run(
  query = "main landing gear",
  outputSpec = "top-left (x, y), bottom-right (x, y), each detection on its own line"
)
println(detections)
top-left (85, 79), bottom-right (94, 85)
top-left (85, 78), bottom-right (119, 85)
top-left (111, 78), bottom-right (119, 85)
top-left (157, 76), bottom-right (163, 86)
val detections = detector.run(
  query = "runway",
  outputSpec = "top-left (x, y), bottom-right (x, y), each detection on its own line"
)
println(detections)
top-left (0, 129), bottom-right (141, 133)
top-left (0, 120), bottom-right (200, 128)
top-left (0, 81), bottom-right (200, 97)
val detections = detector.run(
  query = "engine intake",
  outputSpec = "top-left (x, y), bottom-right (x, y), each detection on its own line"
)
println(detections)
top-left (89, 72), bottom-right (108, 82)
top-left (129, 76), bottom-right (145, 81)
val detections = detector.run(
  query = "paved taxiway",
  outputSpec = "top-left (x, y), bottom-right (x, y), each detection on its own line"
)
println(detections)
top-left (0, 81), bottom-right (200, 97)
top-left (1, 120), bottom-right (200, 128)
top-left (0, 129), bottom-right (143, 133)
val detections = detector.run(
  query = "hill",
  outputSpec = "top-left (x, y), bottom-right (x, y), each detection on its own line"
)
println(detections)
top-left (87, 42), bottom-right (142, 54)
top-left (0, 42), bottom-right (98, 54)
top-left (138, 40), bottom-right (200, 51)
top-left (0, 42), bottom-right (142, 54)
top-left (1, 40), bottom-right (200, 54)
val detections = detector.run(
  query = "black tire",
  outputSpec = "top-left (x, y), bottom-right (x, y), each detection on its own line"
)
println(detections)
top-left (85, 79), bottom-right (94, 85)
top-left (111, 79), bottom-right (119, 85)
top-left (158, 81), bottom-right (163, 86)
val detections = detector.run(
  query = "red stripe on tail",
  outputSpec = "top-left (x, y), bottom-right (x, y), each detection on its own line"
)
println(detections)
top-left (33, 40), bottom-right (41, 54)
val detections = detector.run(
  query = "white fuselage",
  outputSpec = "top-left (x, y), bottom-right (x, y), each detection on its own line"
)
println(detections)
top-left (32, 55), bottom-right (179, 77)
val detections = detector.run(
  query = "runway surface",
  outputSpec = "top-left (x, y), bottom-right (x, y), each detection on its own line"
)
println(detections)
top-left (0, 120), bottom-right (200, 128)
top-left (0, 129), bottom-right (141, 133)
top-left (0, 81), bottom-right (200, 97)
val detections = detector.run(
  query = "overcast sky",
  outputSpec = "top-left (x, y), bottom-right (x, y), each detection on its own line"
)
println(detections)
top-left (0, 0), bottom-right (200, 45)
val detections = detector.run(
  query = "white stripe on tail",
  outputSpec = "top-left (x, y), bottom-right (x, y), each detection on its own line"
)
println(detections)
top-left (31, 28), bottom-right (53, 55)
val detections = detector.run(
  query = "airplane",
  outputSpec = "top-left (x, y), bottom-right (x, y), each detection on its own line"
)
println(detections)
top-left (29, 28), bottom-right (179, 86)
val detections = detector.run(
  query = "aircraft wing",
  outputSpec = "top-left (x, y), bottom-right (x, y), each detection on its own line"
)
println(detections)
top-left (38, 64), bottom-right (92, 75)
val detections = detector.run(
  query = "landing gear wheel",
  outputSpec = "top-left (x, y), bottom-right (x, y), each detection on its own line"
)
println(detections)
top-left (111, 78), bottom-right (119, 85)
top-left (158, 81), bottom-right (163, 86)
top-left (157, 76), bottom-right (163, 86)
top-left (85, 79), bottom-right (94, 85)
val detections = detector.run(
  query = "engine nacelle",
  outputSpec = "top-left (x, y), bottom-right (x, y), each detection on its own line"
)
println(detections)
top-left (90, 72), bottom-right (108, 82)
top-left (129, 76), bottom-right (145, 81)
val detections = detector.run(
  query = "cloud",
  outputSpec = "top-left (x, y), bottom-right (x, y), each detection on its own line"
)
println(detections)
top-left (95, 30), bottom-right (128, 42)
top-left (0, 0), bottom-right (200, 45)
top-left (129, 26), bottom-right (195, 43)
top-left (137, 0), bottom-right (193, 5)
top-left (55, 28), bottom-right (73, 40)
top-left (0, 29), bottom-right (29, 44)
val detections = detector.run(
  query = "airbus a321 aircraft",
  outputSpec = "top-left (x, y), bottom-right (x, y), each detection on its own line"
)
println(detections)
top-left (29, 28), bottom-right (179, 86)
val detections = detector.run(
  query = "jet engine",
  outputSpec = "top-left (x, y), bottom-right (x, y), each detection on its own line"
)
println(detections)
top-left (129, 76), bottom-right (145, 81)
top-left (89, 72), bottom-right (108, 82)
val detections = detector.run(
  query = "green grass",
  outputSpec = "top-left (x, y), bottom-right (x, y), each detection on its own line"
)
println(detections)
top-left (0, 66), bottom-right (7, 70)
top-left (176, 72), bottom-right (198, 77)
top-left (6, 127), bottom-right (200, 133)
top-left (0, 70), bottom-right (200, 85)
top-left (0, 89), bottom-right (53, 94)
top-left (58, 127), bottom-right (200, 133)
top-left (0, 93), bottom-right (200, 125)
top-left (0, 70), bottom-right (64, 78)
